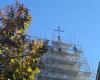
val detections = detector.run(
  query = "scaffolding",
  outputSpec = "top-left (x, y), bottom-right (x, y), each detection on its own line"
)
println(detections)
top-left (35, 27), bottom-right (92, 80)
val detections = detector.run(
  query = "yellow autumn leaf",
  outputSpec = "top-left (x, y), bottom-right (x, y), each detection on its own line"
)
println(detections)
top-left (0, 50), bottom-right (2, 54)
top-left (10, 59), bottom-right (15, 63)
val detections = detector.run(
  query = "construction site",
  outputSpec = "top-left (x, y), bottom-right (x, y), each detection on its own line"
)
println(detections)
top-left (35, 27), bottom-right (92, 80)
top-left (0, 1), bottom-right (98, 80)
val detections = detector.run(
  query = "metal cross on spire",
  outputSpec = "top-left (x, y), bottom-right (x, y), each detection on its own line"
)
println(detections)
top-left (15, 0), bottom-right (19, 1)
top-left (54, 25), bottom-right (65, 41)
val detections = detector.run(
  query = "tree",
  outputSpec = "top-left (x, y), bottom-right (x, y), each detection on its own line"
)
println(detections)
top-left (0, 1), bottom-right (48, 80)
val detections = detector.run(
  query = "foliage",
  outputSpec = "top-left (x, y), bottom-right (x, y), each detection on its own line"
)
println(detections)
top-left (0, 1), bottom-right (48, 80)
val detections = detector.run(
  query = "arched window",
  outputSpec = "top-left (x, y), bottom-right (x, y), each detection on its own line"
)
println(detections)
top-left (58, 48), bottom-right (62, 51)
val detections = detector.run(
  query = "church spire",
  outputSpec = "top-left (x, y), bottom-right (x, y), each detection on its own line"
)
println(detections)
top-left (54, 25), bottom-right (64, 41)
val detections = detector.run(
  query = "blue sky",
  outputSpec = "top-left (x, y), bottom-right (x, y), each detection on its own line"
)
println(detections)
top-left (0, 0), bottom-right (100, 77)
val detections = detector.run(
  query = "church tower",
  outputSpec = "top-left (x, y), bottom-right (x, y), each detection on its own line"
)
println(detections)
top-left (35, 27), bottom-right (91, 80)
